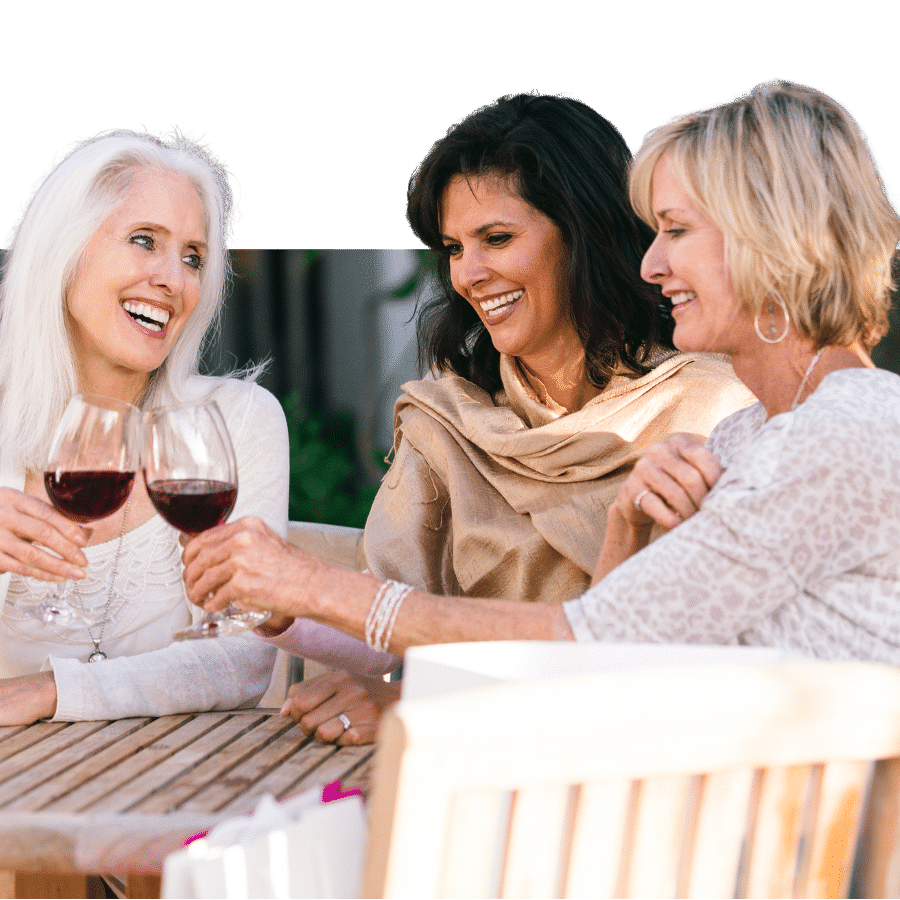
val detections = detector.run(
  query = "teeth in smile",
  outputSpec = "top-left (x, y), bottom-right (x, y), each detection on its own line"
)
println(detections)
top-left (670, 291), bottom-right (697, 306)
top-left (480, 289), bottom-right (524, 312)
top-left (122, 301), bottom-right (170, 332)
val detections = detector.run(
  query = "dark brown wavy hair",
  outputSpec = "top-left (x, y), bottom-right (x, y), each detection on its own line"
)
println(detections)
top-left (407, 93), bottom-right (673, 395)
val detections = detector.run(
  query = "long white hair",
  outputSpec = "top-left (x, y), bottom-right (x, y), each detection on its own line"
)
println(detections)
top-left (0, 130), bottom-right (233, 472)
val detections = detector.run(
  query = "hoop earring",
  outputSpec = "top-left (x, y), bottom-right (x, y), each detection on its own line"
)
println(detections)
top-left (753, 297), bottom-right (791, 344)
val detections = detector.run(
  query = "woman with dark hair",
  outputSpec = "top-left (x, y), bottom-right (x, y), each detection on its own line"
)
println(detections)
top-left (247, 94), bottom-right (752, 743)
top-left (356, 94), bottom-right (751, 607)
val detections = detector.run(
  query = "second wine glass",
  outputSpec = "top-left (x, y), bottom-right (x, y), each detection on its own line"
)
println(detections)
top-left (142, 400), bottom-right (270, 639)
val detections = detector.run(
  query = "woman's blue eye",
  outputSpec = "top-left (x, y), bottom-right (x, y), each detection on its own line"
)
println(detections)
top-left (183, 253), bottom-right (204, 271)
top-left (131, 233), bottom-right (154, 249)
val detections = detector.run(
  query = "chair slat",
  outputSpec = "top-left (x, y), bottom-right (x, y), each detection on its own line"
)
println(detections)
top-left (563, 779), bottom-right (633, 899)
top-left (680, 768), bottom-right (756, 899)
top-left (439, 790), bottom-right (510, 898)
top-left (742, 764), bottom-right (812, 898)
top-left (622, 774), bottom-right (693, 899)
top-left (796, 759), bottom-right (869, 898)
top-left (500, 785), bottom-right (571, 898)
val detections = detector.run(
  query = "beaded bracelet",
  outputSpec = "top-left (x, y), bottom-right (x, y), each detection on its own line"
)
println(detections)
top-left (364, 579), bottom-right (413, 652)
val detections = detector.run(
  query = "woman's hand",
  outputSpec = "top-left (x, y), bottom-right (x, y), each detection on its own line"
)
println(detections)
top-left (0, 671), bottom-right (57, 724)
top-left (0, 487), bottom-right (89, 581)
top-left (181, 517), bottom-right (322, 619)
top-left (616, 432), bottom-right (723, 531)
top-left (280, 670), bottom-right (401, 746)
top-left (592, 433), bottom-right (722, 584)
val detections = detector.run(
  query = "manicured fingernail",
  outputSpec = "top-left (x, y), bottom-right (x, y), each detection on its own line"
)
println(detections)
top-left (280, 700), bottom-right (292, 716)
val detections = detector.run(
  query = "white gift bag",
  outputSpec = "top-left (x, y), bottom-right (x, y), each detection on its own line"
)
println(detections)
top-left (161, 788), bottom-right (367, 899)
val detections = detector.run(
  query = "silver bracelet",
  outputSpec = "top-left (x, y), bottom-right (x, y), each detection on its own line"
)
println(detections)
top-left (365, 580), bottom-right (413, 652)
top-left (380, 583), bottom-right (412, 653)
top-left (364, 580), bottom-right (392, 648)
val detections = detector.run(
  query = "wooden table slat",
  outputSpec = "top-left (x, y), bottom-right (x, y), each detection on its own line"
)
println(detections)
top-left (278, 744), bottom-right (375, 801)
top-left (0, 721), bottom-right (68, 765)
top-left (214, 737), bottom-right (338, 814)
top-left (0, 724), bottom-right (29, 746)
top-left (7, 716), bottom-right (191, 814)
top-left (142, 715), bottom-right (301, 814)
top-left (0, 718), bottom-right (152, 808)
top-left (45, 712), bottom-right (237, 814)
top-left (0, 721), bottom-right (108, 784)
top-left (113, 713), bottom-right (292, 815)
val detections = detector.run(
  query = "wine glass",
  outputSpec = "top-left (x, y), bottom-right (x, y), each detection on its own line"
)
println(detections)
top-left (142, 399), bottom-right (270, 639)
top-left (25, 393), bottom-right (140, 628)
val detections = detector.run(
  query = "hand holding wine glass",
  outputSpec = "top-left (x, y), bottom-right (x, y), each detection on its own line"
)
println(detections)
top-left (22, 393), bottom-right (140, 629)
top-left (143, 400), bottom-right (270, 639)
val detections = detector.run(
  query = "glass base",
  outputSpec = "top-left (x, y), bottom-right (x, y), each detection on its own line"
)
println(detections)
top-left (174, 605), bottom-right (270, 640)
top-left (23, 596), bottom-right (97, 629)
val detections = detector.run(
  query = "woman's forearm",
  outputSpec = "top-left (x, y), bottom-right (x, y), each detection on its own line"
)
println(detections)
top-left (184, 518), bottom-right (576, 655)
top-left (302, 564), bottom-right (575, 654)
top-left (591, 511), bottom-right (653, 585)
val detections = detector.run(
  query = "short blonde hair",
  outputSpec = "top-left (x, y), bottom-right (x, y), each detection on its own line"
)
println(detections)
top-left (630, 81), bottom-right (900, 348)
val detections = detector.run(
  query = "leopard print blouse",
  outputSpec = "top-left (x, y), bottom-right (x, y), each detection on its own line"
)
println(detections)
top-left (564, 368), bottom-right (900, 664)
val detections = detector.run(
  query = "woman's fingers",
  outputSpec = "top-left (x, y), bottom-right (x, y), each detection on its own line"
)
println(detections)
top-left (281, 671), bottom-right (400, 746)
top-left (623, 433), bottom-right (723, 530)
top-left (182, 517), bottom-right (318, 617)
top-left (0, 489), bottom-right (89, 580)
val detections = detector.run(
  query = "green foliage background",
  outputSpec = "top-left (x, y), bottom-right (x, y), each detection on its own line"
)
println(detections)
top-left (281, 392), bottom-right (388, 528)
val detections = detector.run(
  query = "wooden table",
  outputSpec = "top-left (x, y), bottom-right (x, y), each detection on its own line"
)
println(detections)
top-left (0, 710), bottom-right (374, 899)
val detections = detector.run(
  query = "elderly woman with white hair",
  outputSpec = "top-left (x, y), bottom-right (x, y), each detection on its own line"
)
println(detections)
top-left (185, 82), bottom-right (900, 669)
top-left (0, 131), bottom-right (288, 724)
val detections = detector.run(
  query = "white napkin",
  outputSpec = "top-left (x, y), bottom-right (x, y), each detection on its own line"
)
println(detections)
top-left (161, 789), bottom-right (367, 899)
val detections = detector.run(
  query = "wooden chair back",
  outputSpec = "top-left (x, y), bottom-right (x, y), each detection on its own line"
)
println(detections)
top-left (362, 659), bottom-right (900, 898)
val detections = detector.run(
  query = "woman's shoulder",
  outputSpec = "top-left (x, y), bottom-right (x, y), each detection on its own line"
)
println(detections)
top-left (181, 375), bottom-right (283, 413)
top-left (805, 367), bottom-right (900, 422)
top-left (179, 376), bottom-right (287, 441)
top-left (712, 366), bottom-right (900, 472)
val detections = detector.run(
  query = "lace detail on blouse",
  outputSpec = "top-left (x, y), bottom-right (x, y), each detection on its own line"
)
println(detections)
top-left (5, 515), bottom-right (184, 648)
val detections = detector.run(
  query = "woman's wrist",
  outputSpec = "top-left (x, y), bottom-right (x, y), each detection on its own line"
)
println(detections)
top-left (254, 614), bottom-right (294, 638)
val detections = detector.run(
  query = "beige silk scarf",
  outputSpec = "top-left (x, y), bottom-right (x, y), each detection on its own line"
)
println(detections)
top-left (362, 352), bottom-right (754, 604)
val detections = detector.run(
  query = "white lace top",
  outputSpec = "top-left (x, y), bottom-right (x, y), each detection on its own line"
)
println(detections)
top-left (0, 377), bottom-right (290, 720)
top-left (4, 516), bottom-right (186, 671)
top-left (564, 368), bottom-right (900, 664)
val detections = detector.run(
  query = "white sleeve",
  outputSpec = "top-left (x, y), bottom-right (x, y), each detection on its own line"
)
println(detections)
top-left (51, 380), bottom-right (289, 720)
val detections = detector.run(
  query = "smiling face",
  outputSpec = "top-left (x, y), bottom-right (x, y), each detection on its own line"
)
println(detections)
top-left (640, 154), bottom-right (755, 356)
top-left (439, 174), bottom-right (582, 375)
top-left (66, 169), bottom-right (207, 399)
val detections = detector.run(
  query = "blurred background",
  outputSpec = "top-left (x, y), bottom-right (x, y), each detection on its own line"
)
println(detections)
top-left (205, 250), bottom-right (430, 529)
top-left (208, 250), bottom-right (900, 530)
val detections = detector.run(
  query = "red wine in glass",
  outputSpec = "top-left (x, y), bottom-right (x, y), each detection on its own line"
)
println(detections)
top-left (44, 470), bottom-right (135, 523)
top-left (146, 479), bottom-right (237, 534)
top-left (23, 394), bottom-right (140, 630)
top-left (143, 400), bottom-right (270, 639)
